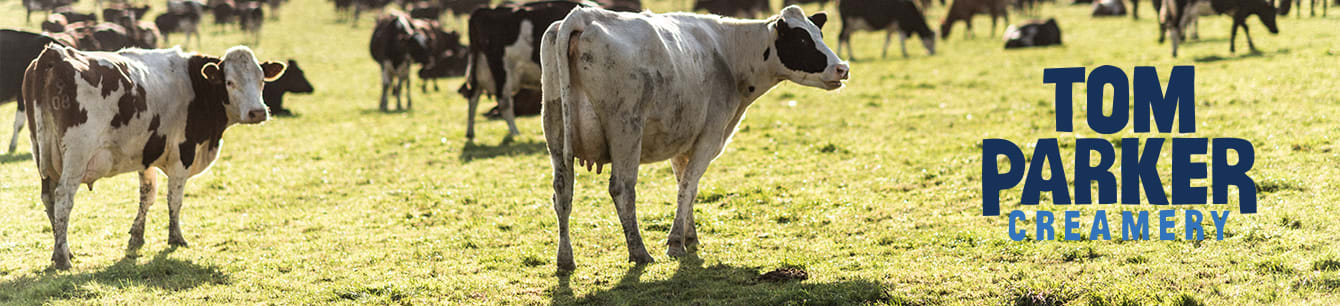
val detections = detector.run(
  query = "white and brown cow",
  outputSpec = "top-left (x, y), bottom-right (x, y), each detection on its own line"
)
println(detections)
top-left (21, 44), bottom-right (284, 270)
top-left (541, 5), bottom-right (849, 269)
top-left (458, 0), bottom-right (587, 139)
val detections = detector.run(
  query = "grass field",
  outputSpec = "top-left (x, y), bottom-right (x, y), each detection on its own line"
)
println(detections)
top-left (2, 0), bottom-right (1340, 304)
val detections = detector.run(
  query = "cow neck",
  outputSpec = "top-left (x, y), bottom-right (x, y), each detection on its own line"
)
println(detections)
top-left (183, 54), bottom-right (232, 155)
top-left (712, 19), bottom-right (783, 103)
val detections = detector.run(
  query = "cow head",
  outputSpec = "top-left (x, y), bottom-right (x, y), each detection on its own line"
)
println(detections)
top-left (1257, 1), bottom-right (1279, 34)
top-left (271, 59), bottom-right (314, 93)
top-left (201, 46), bottom-right (286, 124)
top-left (769, 6), bottom-right (848, 90)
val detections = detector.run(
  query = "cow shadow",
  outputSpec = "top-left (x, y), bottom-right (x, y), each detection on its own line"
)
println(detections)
top-left (1193, 48), bottom-right (1282, 63)
top-left (1, 152), bottom-right (32, 164)
top-left (459, 138), bottom-right (547, 162)
top-left (0, 247), bottom-right (229, 303)
top-left (549, 254), bottom-right (894, 304)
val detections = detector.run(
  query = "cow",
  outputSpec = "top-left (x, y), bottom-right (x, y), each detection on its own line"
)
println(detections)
top-left (263, 59), bottom-right (314, 116)
top-left (25, 0), bottom-right (77, 24)
top-left (694, 0), bottom-right (772, 18)
top-left (837, 0), bottom-right (936, 59)
top-left (1003, 18), bottom-right (1061, 48)
top-left (157, 0), bottom-right (205, 48)
top-left (212, 0), bottom-right (239, 28)
top-left (940, 0), bottom-right (1011, 39)
top-left (457, 0), bottom-right (587, 139)
top-left (20, 44), bottom-right (285, 270)
top-left (1160, 0), bottom-right (1278, 57)
top-left (238, 1), bottom-right (266, 44)
top-left (103, 4), bottom-right (152, 24)
top-left (1092, 0), bottom-right (1128, 15)
top-left (1, 30), bottom-right (71, 154)
top-left (539, 5), bottom-right (849, 269)
top-left (416, 30), bottom-right (469, 92)
top-left (369, 10), bottom-right (434, 111)
top-left (43, 11), bottom-right (99, 33)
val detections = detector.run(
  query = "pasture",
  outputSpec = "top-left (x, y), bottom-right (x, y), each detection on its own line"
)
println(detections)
top-left (2, 0), bottom-right (1340, 304)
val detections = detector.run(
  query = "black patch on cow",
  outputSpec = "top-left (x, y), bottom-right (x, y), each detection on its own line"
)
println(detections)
top-left (112, 85), bottom-right (147, 128)
top-left (748, 86), bottom-right (756, 93)
top-left (763, 48), bottom-right (770, 60)
top-left (142, 115), bottom-right (165, 168)
top-left (774, 19), bottom-right (828, 73)
top-left (462, 1), bottom-right (585, 99)
top-left (180, 55), bottom-right (230, 169)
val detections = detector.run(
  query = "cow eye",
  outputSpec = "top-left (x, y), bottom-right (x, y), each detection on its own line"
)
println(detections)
top-left (227, 80), bottom-right (235, 87)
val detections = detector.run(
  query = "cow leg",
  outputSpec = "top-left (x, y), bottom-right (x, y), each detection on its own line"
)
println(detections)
top-left (401, 64), bottom-right (412, 110)
top-left (1242, 22), bottom-right (1256, 53)
top-left (466, 92), bottom-right (481, 140)
top-left (965, 19), bottom-right (974, 39)
top-left (50, 151), bottom-right (92, 270)
top-left (1229, 20), bottom-right (1239, 53)
top-left (127, 169), bottom-right (157, 256)
top-left (543, 99), bottom-right (575, 270)
top-left (9, 108), bottom-right (25, 153)
top-left (606, 121), bottom-right (653, 264)
top-left (881, 30), bottom-right (892, 58)
top-left (166, 176), bottom-right (190, 247)
top-left (666, 143), bottom-right (721, 257)
top-left (899, 32), bottom-right (911, 58)
top-left (393, 66), bottom-right (405, 111)
top-left (379, 61), bottom-right (392, 111)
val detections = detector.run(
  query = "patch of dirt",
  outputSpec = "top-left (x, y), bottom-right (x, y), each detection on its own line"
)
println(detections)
top-left (756, 268), bottom-right (809, 283)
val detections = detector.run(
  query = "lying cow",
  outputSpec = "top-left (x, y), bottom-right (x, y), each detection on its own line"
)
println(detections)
top-left (540, 5), bottom-right (849, 269)
top-left (940, 0), bottom-right (1010, 39)
top-left (263, 59), bottom-right (313, 116)
top-left (416, 30), bottom-right (469, 92)
top-left (1092, 0), bottom-right (1128, 16)
top-left (1160, 0), bottom-right (1277, 57)
top-left (21, 45), bottom-right (285, 270)
top-left (458, 0), bottom-right (587, 139)
top-left (1, 30), bottom-right (70, 154)
top-left (837, 0), bottom-right (936, 59)
top-left (1003, 18), bottom-right (1061, 48)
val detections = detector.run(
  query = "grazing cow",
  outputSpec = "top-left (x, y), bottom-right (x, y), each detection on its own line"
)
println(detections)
top-left (694, 0), bottom-right (772, 18)
top-left (416, 30), bottom-right (469, 92)
top-left (440, 0), bottom-right (490, 17)
top-left (457, 0), bottom-right (587, 139)
top-left (238, 1), bottom-right (266, 43)
top-left (540, 5), bottom-right (849, 269)
top-left (940, 0), bottom-right (1011, 39)
top-left (157, 0), bottom-right (205, 48)
top-left (1003, 18), bottom-right (1061, 48)
top-left (1092, 0), bottom-right (1128, 15)
top-left (1160, 0), bottom-right (1277, 57)
top-left (1, 30), bottom-right (70, 153)
top-left (263, 59), bottom-right (314, 116)
top-left (369, 10), bottom-right (434, 111)
top-left (21, 45), bottom-right (285, 270)
top-left (25, 0), bottom-right (77, 24)
top-left (837, 0), bottom-right (936, 59)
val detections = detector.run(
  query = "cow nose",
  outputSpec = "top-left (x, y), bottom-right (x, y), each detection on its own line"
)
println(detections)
top-left (247, 109), bottom-right (268, 122)
top-left (834, 64), bottom-right (850, 80)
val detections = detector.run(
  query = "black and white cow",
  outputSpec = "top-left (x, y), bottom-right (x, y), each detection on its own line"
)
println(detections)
top-left (238, 0), bottom-right (266, 44)
top-left (1, 30), bottom-right (70, 154)
top-left (1160, 0), bottom-right (1278, 57)
top-left (263, 59), bottom-right (314, 116)
top-left (156, 0), bottom-right (206, 49)
top-left (21, 45), bottom-right (285, 270)
top-left (369, 10), bottom-right (435, 111)
top-left (1003, 18), bottom-right (1062, 48)
top-left (837, 0), bottom-right (936, 59)
top-left (457, 0), bottom-right (587, 139)
top-left (1092, 0), bottom-right (1128, 16)
top-left (540, 5), bottom-right (849, 269)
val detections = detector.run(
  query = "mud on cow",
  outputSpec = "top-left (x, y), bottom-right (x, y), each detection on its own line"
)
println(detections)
top-left (20, 44), bottom-right (285, 270)
top-left (540, 5), bottom-right (849, 269)
top-left (458, 0), bottom-right (586, 139)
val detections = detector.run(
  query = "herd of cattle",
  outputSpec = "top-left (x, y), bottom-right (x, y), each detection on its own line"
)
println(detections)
top-left (0, 0), bottom-right (1321, 270)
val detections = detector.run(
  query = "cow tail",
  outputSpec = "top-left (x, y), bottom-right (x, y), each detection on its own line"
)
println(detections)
top-left (547, 8), bottom-right (588, 164)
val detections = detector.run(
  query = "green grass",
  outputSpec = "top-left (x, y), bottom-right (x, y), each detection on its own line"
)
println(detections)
top-left (2, 0), bottom-right (1340, 304)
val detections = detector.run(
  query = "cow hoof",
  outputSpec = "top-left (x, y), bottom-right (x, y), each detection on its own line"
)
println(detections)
top-left (629, 252), bottom-right (655, 265)
top-left (666, 245), bottom-right (687, 257)
top-left (168, 237), bottom-right (189, 248)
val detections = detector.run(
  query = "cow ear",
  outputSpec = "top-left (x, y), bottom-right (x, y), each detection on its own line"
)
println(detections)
top-left (201, 62), bottom-right (223, 84)
top-left (808, 12), bottom-right (827, 29)
top-left (774, 18), bottom-right (790, 34)
top-left (260, 61), bottom-right (287, 82)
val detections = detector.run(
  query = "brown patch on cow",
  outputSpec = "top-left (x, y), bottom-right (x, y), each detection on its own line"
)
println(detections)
top-left (179, 55), bottom-right (230, 169)
top-left (141, 115), bottom-right (165, 168)
top-left (25, 46), bottom-right (89, 136)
